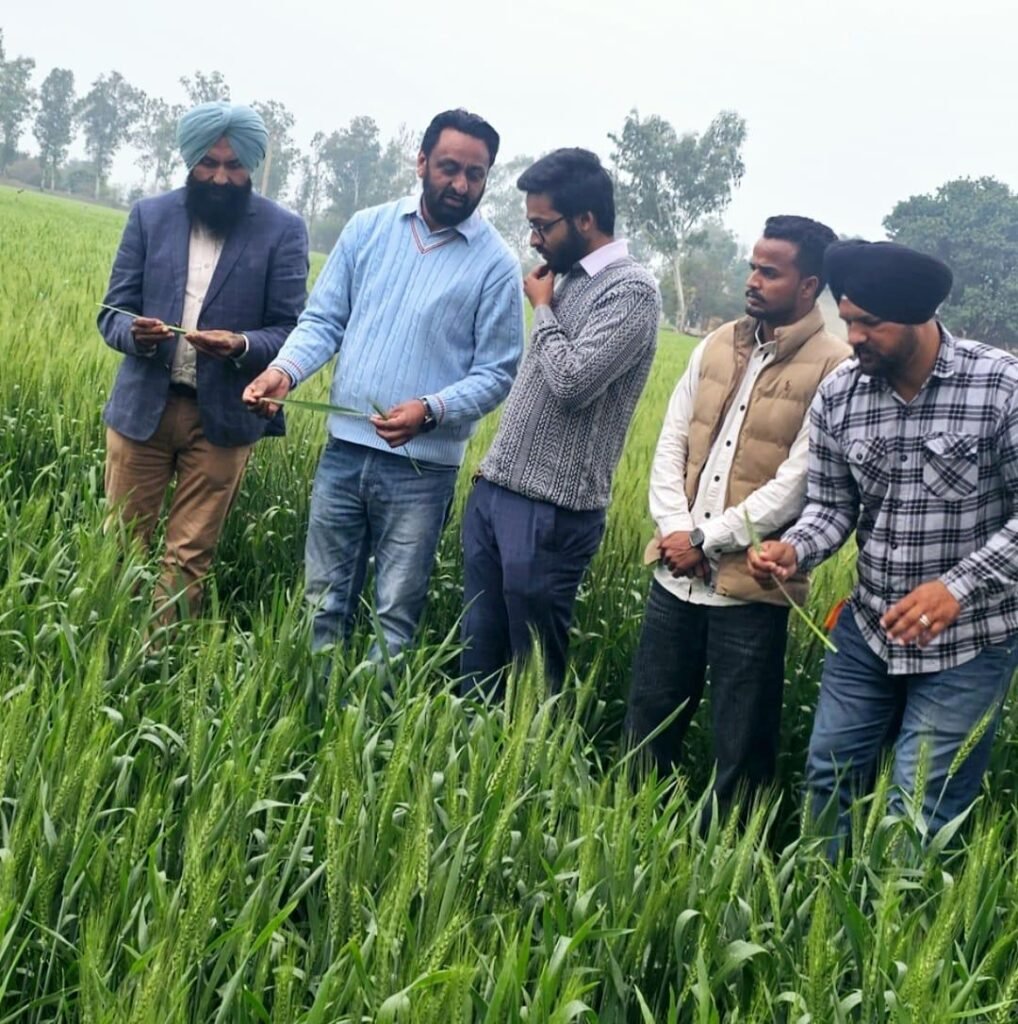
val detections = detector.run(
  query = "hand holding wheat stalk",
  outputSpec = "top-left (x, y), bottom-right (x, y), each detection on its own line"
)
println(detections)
top-left (744, 510), bottom-right (837, 653)
top-left (98, 302), bottom-right (189, 334)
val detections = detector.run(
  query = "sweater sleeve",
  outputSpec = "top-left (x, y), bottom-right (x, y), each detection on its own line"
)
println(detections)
top-left (529, 277), bottom-right (660, 410)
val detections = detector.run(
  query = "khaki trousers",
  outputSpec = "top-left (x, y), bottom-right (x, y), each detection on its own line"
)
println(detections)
top-left (105, 394), bottom-right (252, 617)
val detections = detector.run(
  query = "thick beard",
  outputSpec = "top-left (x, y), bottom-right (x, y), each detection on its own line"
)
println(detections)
top-left (185, 173), bottom-right (252, 235)
top-left (421, 169), bottom-right (483, 227)
top-left (856, 325), bottom-right (920, 378)
top-left (544, 222), bottom-right (587, 274)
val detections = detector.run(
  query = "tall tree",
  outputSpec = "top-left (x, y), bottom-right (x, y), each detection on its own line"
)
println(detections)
top-left (884, 177), bottom-right (1018, 348)
top-left (321, 115), bottom-right (386, 223)
top-left (294, 130), bottom-right (328, 237)
top-left (252, 99), bottom-right (296, 200)
top-left (33, 67), bottom-right (75, 190)
top-left (660, 219), bottom-right (746, 330)
top-left (0, 30), bottom-right (37, 175)
top-left (379, 122), bottom-right (420, 198)
top-left (610, 109), bottom-right (746, 331)
top-left (179, 71), bottom-right (231, 105)
top-left (133, 96), bottom-right (183, 193)
top-left (76, 72), bottom-right (144, 199)
top-left (482, 154), bottom-right (536, 264)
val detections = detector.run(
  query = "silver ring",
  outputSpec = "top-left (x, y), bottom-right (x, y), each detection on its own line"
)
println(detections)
top-left (918, 613), bottom-right (932, 629)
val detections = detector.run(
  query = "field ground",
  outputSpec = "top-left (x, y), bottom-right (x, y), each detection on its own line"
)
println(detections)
top-left (3, 185), bottom-right (1018, 1021)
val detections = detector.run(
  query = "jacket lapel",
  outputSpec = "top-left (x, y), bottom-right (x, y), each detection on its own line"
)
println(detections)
top-left (169, 194), bottom-right (191, 323)
top-left (200, 203), bottom-right (256, 316)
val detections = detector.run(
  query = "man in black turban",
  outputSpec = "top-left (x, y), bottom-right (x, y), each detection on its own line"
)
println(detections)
top-left (824, 239), bottom-right (953, 392)
top-left (748, 239), bottom-right (1018, 852)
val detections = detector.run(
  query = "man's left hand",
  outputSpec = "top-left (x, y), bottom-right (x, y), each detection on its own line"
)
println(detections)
top-left (371, 400), bottom-right (427, 448)
top-left (186, 330), bottom-right (246, 360)
top-left (881, 580), bottom-right (961, 647)
top-left (523, 264), bottom-right (555, 308)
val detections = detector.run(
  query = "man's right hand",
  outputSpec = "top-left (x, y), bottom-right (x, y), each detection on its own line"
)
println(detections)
top-left (131, 316), bottom-right (172, 349)
top-left (243, 368), bottom-right (291, 418)
top-left (747, 541), bottom-right (798, 584)
top-left (659, 531), bottom-right (706, 578)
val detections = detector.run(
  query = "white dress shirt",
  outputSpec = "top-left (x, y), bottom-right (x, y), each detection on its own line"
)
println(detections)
top-left (650, 324), bottom-right (811, 606)
top-left (171, 224), bottom-right (224, 388)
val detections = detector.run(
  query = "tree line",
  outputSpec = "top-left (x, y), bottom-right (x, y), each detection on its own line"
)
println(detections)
top-left (3, 27), bottom-right (1017, 345)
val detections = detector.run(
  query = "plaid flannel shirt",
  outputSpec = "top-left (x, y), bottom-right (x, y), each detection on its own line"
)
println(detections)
top-left (784, 327), bottom-right (1018, 674)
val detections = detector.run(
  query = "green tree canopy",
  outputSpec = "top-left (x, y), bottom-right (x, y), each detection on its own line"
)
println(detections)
top-left (884, 177), bottom-right (1018, 348)
top-left (0, 30), bottom-right (37, 175)
top-left (76, 71), bottom-right (144, 199)
top-left (610, 109), bottom-right (746, 331)
top-left (33, 67), bottom-right (75, 190)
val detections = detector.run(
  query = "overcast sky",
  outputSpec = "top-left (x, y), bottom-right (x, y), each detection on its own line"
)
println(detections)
top-left (4, 0), bottom-right (1014, 247)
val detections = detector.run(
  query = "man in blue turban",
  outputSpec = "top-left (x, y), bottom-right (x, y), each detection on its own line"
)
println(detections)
top-left (97, 101), bottom-right (308, 624)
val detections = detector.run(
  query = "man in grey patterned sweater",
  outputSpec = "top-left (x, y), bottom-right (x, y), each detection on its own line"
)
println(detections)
top-left (460, 149), bottom-right (661, 696)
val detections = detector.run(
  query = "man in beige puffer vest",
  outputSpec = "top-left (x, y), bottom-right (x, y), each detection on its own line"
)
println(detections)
top-left (626, 215), bottom-right (850, 817)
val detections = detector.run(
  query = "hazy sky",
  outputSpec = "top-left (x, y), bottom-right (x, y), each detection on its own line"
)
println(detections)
top-left (4, 0), bottom-right (1014, 247)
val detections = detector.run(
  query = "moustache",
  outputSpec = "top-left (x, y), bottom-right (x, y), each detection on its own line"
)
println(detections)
top-left (745, 290), bottom-right (764, 302)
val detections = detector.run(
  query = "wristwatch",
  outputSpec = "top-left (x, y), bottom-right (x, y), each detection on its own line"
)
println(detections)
top-left (689, 527), bottom-right (705, 549)
top-left (418, 397), bottom-right (438, 433)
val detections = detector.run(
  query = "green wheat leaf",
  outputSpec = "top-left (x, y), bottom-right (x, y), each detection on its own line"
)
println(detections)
top-left (744, 509), bottom-right (837, 653)
top-left (97, 302), bottom-right (189, 335)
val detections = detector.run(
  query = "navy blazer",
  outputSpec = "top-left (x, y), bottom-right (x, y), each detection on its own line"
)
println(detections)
top-left (98, 188), bottom-right (309, 447)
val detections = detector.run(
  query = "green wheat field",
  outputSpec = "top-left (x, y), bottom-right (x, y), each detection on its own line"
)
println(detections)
top-left (2, 184), bottom-right (1018, 1022)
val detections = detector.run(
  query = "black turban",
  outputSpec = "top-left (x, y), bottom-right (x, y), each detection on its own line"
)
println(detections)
top-left (824, 240), bottom-right (953, 325)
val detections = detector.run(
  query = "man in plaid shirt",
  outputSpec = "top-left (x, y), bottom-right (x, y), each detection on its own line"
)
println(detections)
top-left (749, 239), bottom-right (1018, 843)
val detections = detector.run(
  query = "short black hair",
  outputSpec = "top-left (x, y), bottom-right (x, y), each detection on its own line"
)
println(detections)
top-left (516, 148), bottom-right (615, 235)
top-left (420, 109), bottom-right (500, 167)
top-left (763, 215), bottom-right (838, 291)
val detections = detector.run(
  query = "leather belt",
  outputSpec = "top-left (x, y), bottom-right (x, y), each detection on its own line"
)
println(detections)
top-left (169, 381), bottom-right (197, 399)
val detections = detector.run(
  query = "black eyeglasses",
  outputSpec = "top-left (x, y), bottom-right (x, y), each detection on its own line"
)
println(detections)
top-left (527, 216), bottom-right (566, 242)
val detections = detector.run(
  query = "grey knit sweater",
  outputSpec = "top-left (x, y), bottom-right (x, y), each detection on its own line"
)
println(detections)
top-left (479, 256), bottom-right (660, 510)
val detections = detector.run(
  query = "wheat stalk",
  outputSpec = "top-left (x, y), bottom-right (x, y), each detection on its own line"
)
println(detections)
top-left (744, 510), bottom-right (837, 653)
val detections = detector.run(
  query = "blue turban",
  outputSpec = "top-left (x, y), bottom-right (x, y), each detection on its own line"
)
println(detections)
top-left (177, 102), bottom-right (269, 172)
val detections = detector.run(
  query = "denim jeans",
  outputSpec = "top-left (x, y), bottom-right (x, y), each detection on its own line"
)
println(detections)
top-left (304, 438), bottom-right (458, 657)
top-left (807, 607), bottom-right (1018, 840)
top-left (460, 478), bottom-right (606, 696)
top-left (625, 579), bottom-right (790, 810)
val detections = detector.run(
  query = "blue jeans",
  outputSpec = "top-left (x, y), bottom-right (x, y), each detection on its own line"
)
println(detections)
top-left (304, 438), bottom-right (458, 657)
top-left (808, 607), bottom-right (1018, 839)
top-left (460, 478), bottom-right (606, 695)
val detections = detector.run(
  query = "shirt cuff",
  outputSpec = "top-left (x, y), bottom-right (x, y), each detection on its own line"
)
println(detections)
top-left (699, 519), bottom-right (735, 557)
top-left (532, 305), bottom-right (557, 330)
top-left (231, 333), bottom-right (250, 368)
top-left (783, 530), bottom-right (820, 573)
top-left (940, 565), bottom-right (980, 609)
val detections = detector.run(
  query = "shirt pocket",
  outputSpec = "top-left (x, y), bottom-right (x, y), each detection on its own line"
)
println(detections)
top-left (845, 436), bottom-right (889, 505)
top-left (922, 433), bottom-right (979, 498)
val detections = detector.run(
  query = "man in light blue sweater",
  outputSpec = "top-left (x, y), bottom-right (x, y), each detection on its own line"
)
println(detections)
top-left (244, 109), bottom-right (524, 657)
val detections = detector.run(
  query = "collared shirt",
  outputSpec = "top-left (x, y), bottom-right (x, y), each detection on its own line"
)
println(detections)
top-left (784, 327), bottom-right (1018, 673)
top-left (270, 194), bottom-right (523, 467)
top-left (171, 224), bottom-right (224, 388)
top-left (576, 238), bottom-right (630, 277)
top-left (651, 325), bottom-right (810, 605)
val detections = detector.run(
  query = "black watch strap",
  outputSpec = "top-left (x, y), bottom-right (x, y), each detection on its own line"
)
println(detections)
top-left (418, 396), bottom-right (437, 433)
